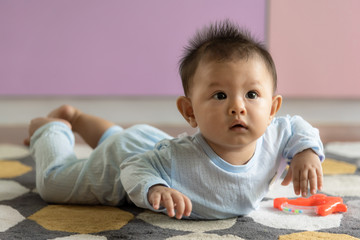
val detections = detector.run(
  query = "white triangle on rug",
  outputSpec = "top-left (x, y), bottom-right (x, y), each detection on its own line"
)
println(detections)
top-left (267, 182), bottom-right (299, 199)
top-left (137, 210), bottom-right (236, 233)
top-left (248, 200), bottom-right (342, 231)
top-left (322, 175), bottom-right (360, 197)
top-left (0, 180), bottom-right (30, 201)
top-left (167, 232), bottom-right (244, 240)
top-left (0, 205), bottom-right (25, 232)
top-left (325, 142), bottom-right (360, 159)
top-left (0, 144), bottom-right (30, 159)
top-left (50, 234), bottom-right (107, 240)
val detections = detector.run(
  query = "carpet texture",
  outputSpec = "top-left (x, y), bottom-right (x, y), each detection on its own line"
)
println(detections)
top-left (0, 143), bottom-right (359, 240)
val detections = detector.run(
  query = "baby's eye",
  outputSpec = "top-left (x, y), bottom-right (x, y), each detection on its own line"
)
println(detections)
top-left (213, 92), bottom-right (227, 100)
top-left (246, 91), bottom-right (258, 99)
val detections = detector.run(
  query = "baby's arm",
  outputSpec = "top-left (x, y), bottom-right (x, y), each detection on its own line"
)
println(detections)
top-left (121, 139), bottom-right (193, 219)
top-left (148, 185), bottom-right (192, 219)
top-left (281, 149), bottom-right (323, 197)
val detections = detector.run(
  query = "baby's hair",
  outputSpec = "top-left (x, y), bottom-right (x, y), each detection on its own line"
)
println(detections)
top-left (179, 20), bottom-right (277, 96)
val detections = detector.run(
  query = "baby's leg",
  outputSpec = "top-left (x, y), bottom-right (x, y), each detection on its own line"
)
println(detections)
top-left (24, 117), bottom-right (71, 146)
top-left (48, 105), bottom-right (115, 148)
top-left (30, 121), bottom-right (106, 205)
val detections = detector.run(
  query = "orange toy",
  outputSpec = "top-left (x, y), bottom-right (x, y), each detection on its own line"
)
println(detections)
top-left (273, 194), bottom-right (347, 216)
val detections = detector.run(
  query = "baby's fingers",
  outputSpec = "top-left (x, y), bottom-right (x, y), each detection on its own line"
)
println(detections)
top-left (183, 195), bottom-right (192, 217)
top-left (172, 193), bottom-right (193, 219)
top-left (309, 169), bottom-right (322, 194)
top-left (162, 193), bottom-right (175, 217)
top-left (174, 194), bottom-right (192, 219)
top-left (148, 186), bottom-right (192, 219)
top-left (281, 168), bottom-right (292, 186)
top-left (148, 189), bottom-right (162, 210)
top-left (291, 169), bottom-right (301, 196)
top-left (317, 167), bottom-right (323, 191)
top-left (308, 168), bottom-right (320, 195)
top-left (172, 194), bottom-right (186, 219)
top-left (299, 169), bottom-right (310, 197)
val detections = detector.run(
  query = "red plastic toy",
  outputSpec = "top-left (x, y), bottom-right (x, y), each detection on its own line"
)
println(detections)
top-left (273, 194), bottom-right (347, 216)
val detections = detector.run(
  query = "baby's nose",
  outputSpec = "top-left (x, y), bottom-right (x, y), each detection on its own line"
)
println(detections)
top-left (229, 99), bottom-right (246, 115)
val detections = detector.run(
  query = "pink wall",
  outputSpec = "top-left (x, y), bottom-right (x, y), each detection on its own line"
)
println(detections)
top-left (269, 0), bottom-right (360, 98)
top-left (0, 0), bottom-right (266, 96)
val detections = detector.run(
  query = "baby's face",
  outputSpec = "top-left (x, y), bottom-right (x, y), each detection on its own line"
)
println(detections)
top-left (188, 57), bottom-right (278, 159)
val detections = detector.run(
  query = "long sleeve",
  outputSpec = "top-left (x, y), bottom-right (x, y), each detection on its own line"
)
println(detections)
top-left (274, 115), bottom-right (325, 161)
top-left (120, 140), bottom-right (173, 212)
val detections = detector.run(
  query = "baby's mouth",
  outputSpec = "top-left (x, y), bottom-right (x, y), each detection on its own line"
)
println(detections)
top-left (230, 122), bottom-right (248, 130)
top-left (231, 124), bottom-right (245, 129)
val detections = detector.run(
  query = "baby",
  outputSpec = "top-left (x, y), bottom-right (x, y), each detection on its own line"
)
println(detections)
top-left (26, 20), bottom-right (324, 220)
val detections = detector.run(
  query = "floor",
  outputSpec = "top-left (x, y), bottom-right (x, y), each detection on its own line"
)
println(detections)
top-left (1, 124), bottom-right (360, 145)
top-left (2, 98), bottom-right (360, 126)
top-left (0, 125), bottom-right (196, 145)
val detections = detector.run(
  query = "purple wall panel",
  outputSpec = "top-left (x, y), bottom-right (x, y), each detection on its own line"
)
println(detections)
top-left (0, 0), bottom-right (266, 96)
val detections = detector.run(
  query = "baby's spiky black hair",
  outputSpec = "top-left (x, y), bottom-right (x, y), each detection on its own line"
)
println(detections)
top-left (179, 20), bottom-right (277, 96)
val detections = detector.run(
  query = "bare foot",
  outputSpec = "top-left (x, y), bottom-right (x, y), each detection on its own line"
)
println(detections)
top-left (23, 117), bottom-right (71, 146)
top-left (47, 105), bottom-right (82, 126)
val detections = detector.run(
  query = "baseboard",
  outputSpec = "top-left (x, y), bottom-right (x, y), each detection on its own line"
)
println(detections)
top-left (1, 97), bottom-right (360, 126)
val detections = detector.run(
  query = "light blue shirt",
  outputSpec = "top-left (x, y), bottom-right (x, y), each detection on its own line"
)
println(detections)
top-left (120, 115), bottom-right (324, 219)
top-left (30, 115), bottom-right (324, 219)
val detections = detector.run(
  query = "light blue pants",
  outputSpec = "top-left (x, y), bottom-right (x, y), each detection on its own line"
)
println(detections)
top-left (30, 122), bottom-right (172, 206)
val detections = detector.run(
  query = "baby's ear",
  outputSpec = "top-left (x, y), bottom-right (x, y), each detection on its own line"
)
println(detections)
top-left (176, 96), bottom-right (198, 128)
top-left (269, 95), bottom-right (282, 124)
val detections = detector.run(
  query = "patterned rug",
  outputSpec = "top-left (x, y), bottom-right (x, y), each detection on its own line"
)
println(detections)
top-left (0, 142), bottom-right (359, 240)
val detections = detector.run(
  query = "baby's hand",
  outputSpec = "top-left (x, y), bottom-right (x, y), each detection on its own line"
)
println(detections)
top-left (148, 185), bottom-right (192, 219)
top-left (281, 149), bottom-right (323, 197)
